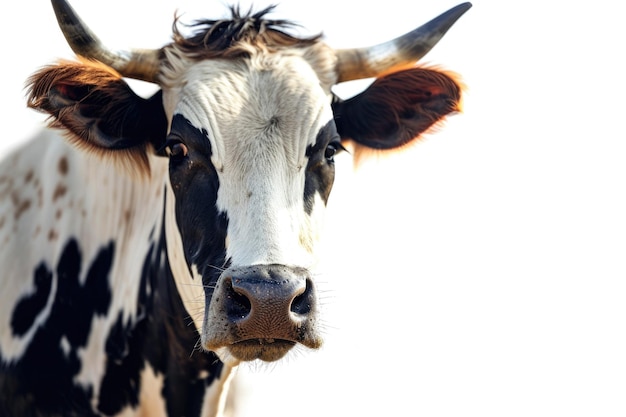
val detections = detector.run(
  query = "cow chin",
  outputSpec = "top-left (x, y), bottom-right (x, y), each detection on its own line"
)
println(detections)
top-left (229, 339), bottom-right (297, 362)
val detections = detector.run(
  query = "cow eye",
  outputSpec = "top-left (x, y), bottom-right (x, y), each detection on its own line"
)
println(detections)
top-left (165, 140), bottom-right (188, 160)
top-left (325, 141), bottom-right (344, 162)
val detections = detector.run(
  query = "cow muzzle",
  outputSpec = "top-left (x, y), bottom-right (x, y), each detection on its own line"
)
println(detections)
top-left (202, 264), bottom-right (321, 362)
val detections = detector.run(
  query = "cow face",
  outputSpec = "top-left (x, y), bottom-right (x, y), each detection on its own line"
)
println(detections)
top-left (156, 34), bottom-right (342, 362)
top-left (28, 1), bottom-right (469, 363)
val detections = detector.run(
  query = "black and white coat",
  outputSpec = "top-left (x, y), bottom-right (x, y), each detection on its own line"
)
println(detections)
top-left (0, 1), bottom-right (469, 416)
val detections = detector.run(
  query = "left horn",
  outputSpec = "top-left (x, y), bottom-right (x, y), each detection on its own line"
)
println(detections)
top-left (335, 2), bottom-right (472, 83)
top-left (51, 0), bottom-right (161, 83)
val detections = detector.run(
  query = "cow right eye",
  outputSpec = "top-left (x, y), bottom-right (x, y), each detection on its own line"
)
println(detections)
top-left (165, 140), bottom-right (188, 160)
top-left (324, 141), bottom-right (345, 162)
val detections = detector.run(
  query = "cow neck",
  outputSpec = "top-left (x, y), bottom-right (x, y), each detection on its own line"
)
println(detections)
top-left (131, 179), bottom-right (234, 417)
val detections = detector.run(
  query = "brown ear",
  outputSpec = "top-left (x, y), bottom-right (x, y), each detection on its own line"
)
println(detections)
top-left (332, 67), bottom-right (462, 150)
top-left (27, 59), bottom-right (166, 166)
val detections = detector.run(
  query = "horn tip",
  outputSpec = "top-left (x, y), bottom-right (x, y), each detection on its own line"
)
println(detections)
top-left (448, 2), bottom-right (473, 18)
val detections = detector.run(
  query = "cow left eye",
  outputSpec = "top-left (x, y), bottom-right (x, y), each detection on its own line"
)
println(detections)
top-left (165, 140), bottom-right (189, 160)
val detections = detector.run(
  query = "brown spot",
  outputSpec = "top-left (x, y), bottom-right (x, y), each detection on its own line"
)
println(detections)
top-left (0, 215), bottom-right (5, 229)
top-left (48, 229), bottom-right (58, 241)
top-left (24, 170), bottom-right (34, 184)
top-left (11, 190), bottom-right (32, 220)
top-left (124, 209), bottom-right (132, 224)
top-left (58, 157), bottom-right (69, 176)
top-left (53, 184), bottom-right (67, 202)
top-left (55, 209), bottom-right (62, 220)
top-left (15, 200), bottom-right (32, 220)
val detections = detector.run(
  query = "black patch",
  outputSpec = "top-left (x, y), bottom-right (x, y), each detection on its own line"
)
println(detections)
top-left (97, 213), bottom-right (225, 417)
top-left (1, 238), bottom-right (115, 417)
top-left (1, 227), bottom-right (226, 416)
top-left (104, 312), bottom-right (131, 364)
top-left (303, 120), bottom-right (340, 214)
top-left (167, 114), bottom-right (228, 285)
top-left (10, 263), bottom-right (53, 336)
top-left (148, 228), bottom-right (225, 417)
top-left (60, 241), bottom-right (114, 347)
top-left (98, 312), bottom-right (139, 415)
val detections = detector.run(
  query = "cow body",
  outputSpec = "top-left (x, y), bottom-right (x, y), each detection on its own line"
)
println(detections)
top-left (0, 1), bottom-right (470, 416)
top-left (0, 132), bottom-right (230, 416)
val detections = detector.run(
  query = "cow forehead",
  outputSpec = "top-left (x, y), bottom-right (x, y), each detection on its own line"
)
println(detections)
top-left (166, 52), bottom-right (334, 161)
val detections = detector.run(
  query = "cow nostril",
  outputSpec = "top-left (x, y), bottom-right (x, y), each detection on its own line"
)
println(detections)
top-left (226, 286), bottom-right (251, 321)
top-left (290, 278), bottom-right (314, 316)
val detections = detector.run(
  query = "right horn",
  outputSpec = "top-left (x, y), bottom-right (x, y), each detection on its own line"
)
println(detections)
top-left (335, 2), bottom-right (472, 83)
top-left (51, 0), bottom-right (161, 83)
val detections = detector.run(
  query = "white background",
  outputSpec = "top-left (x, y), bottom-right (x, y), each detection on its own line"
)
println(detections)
top-left (2, 1), bottom-right (625, 416)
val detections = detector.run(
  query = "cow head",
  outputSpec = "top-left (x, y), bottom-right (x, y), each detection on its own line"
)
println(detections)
top-left (27, 0), bottom-right (470, 363)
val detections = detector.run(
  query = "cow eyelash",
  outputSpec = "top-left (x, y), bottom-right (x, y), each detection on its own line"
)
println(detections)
top-left (325, 141), bottom-right (346, 161)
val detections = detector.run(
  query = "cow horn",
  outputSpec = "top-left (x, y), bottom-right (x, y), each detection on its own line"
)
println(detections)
top-left (335, 2), bottom-right (472, 83)
top-left (51, 0), bottom-right (161, 83)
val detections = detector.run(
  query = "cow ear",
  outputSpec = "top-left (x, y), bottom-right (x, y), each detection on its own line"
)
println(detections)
top-left (332, 67), bottom-right (462, 150)
top-left (27, 59), bottom-right (167, 174)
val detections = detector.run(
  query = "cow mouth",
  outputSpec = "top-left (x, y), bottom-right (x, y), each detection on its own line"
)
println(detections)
top-left (229, 338), bottom-right (296, 362)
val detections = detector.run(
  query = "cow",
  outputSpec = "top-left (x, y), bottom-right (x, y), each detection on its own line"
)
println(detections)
top-left (0, 1), bottom-right (470, 416)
